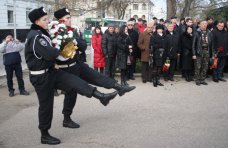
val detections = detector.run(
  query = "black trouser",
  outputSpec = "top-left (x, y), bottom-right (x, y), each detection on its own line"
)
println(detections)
top-left (30, 68), bottom-right (96, 130)
top-left (141, 62), bottom-right (149, 81)
top-left (126, 64), bottom-right (134, 79)
top-left (5, 63), bottom-right (25, 92)
top-left (164, 59), bottom-right (176, 79)
top-left (105, 57), bottom-right (116, 78)
top-left (61, 63), bottom-right (116, 116)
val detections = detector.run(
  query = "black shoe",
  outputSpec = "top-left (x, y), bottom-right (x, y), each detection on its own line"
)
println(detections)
top-left (93, 90), bottom-right (118, 106)
top-left (213, 78), bottom-right (219, 83)
top-left (164, 78), bottom-right (168, 81)
top-left (9, 91), bottom-right (14, 97)
top-left (130, 77), bottom-right (135, 80)
top-left (196, 81), bottom-right (201, 86)
top-left (142, 80), bottom-right (147, 83)
top-left (218, 78), bottom-right (227, 82)
top-left (188, 77), bottom-right (194, 81)
top-left (200, 81), bottom-right (208, 85)
top-left (113, 83), bottom-right (136, 96)
top-left (20, 90), bottom-right (30, 95)
top-left (63, 119), bottom-right (80, 128)
top-left (41, 135), bottom-right (61, 145)
top-left (157, 81), bottom-right (164, 86)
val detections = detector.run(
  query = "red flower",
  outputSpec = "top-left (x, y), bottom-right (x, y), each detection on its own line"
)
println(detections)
top-left (51, 25), bottom-right (55, 29)
top-left (52, 43), bottom-right (56, 47)
top-left (67, 26), bottom-right (75, 31)
top-left (54, 32), bottom-right (58, 36)
top-left (217, 47), bottom-right (223, 52)
top-left (162, 65), bottom-right (169, 72)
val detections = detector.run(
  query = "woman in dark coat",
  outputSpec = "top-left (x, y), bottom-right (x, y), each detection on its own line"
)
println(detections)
top-left (150, 24), bottom-right (166, 87)
top-left (181, 26), bottom-right (194, 81)
top-left (116, 25), bottom-right (133, 85)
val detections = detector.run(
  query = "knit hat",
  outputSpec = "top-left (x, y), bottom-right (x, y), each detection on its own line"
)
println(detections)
top-left (108, 24), bottom-right (114, 28)
top-left (28, 7), bottom-right (47, 23)
top-left (54, 8), bottom-right (70, 20)
top-left (156, 24), bottom-right (164, 30)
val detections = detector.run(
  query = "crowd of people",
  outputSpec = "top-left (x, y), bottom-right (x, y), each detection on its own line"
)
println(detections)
top-left (91, 16), bottom-right (228, 87)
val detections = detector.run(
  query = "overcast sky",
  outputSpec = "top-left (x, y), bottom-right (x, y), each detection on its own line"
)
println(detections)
top-left (152, 0), bottom-right (167, 19)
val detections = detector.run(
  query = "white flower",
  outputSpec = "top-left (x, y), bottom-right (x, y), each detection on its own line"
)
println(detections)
top-left (50, 29), bottom-right (56, 35)
top-left (73, 39), bottom-right (77, 45)
top-left (63, 35), bottom-right (68, 39)
top-left (58, 24), bottom-right (66, 28)
top-left (57, 35), bottom-right (62, 39)
top-left (55, 45), bottom-right (60, 49)
top-left (68, 33), bottom-right (73, 38)
top-left (52, 38), bottom-right (58, 44)
top-left (56, 40), bottom-right (62, 45)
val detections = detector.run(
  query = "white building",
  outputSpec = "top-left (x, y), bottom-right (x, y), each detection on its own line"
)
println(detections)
top-left (126, 0), bottom-right (154, 22)
top-left (0, 0), bottom-right (53, 41)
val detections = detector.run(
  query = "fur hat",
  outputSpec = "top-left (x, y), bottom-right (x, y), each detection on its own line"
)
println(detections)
top-left (54, 8), bottom-right (70, 20)
top-left (28, 7), bottom-right (47, 23)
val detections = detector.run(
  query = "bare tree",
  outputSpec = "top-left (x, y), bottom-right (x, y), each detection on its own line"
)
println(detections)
top-left (167, 0), bottom-right (177, 19)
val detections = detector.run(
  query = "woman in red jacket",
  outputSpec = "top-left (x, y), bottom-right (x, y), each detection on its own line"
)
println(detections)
top-left (92, 26), bottom-right (105, 74)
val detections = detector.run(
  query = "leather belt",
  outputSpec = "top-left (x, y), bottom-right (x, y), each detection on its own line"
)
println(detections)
top-left (30, 68), bottom-right (49, 75)
top-left (56, 62), bottom-right (77, 69)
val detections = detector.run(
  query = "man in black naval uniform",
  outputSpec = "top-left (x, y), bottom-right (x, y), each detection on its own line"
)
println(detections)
top-left (53, 8), bottom-right (136, 129)
top-left (25, 7), bottom-right (130, 145)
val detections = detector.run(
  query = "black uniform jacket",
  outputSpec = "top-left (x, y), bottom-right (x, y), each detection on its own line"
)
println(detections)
top-left (25, 24), bottom-right (60, 71)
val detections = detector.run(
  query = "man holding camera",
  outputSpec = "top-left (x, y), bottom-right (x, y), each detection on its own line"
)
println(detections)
top-left (0, 33), bottom-right (29, 97)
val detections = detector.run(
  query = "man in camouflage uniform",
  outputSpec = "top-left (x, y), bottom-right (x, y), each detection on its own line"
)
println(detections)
top-left (192, 20), bottom-right (213, 86)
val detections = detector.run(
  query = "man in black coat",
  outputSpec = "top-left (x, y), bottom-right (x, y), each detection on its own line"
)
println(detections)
top-left (26, 7), bottom-right (134, 145)
top-left (164, 23), bottom-right (180, 81)
top-left (53, 8), bottom-right (135, 130)
top-left (127, 20), bottom-right (139, 80)
top-left (0, 33), bottom-right (30, 97)
top-left (211, 20), bottom-right (228, 82)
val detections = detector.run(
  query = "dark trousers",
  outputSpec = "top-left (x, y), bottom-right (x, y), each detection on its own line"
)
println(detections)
top-left (194, 50), bottom-right (209, 81)
top-left (164, 59), bottom-right (176, 79)
top-left (61, 63), bottom-right (116, 116)
top-left (30, 68), bottom-right (97, 130)
top-left (141, 62), bottom-right (149, 81)
top-left (126, 64), bottom-right (134, 79)
top-left (5, 63), bottom-right (25, 92)
top-left (105, 57), bottom-right (116, 78)
top-left (213, 56), bottom-right (226, 79)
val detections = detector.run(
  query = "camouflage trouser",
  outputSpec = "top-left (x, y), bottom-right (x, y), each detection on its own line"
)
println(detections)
top-left (194, 50), bottom-right (209, 82)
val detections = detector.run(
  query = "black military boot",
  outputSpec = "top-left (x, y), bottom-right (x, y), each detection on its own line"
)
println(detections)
top-left (156, 74), bottom-right (164, 86)
top-left (41, 130), bottom-right (61, 145)
top-left (113, 82), bottom-right (136, 96)
top-left (93, 90), bottom-right (118, 106)
top-left (63, 115), bottom-right (80, 128)
top-left (9, 90), bottom-right (15, 97)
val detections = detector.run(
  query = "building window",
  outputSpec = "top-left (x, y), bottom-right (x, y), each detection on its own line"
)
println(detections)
top-left (7, 6), bottom-right (14, 24)
top-left (26, 8), bottom-right (32, 24)
top-left (142, 3), bottom-right (147, 10)
top-left (133, 4), bottom-right (138, 10)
